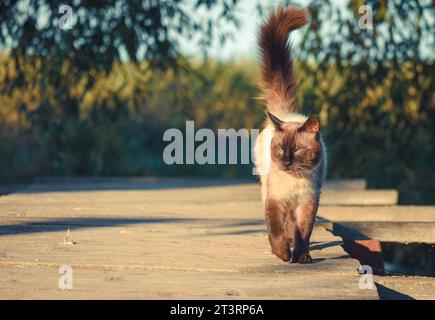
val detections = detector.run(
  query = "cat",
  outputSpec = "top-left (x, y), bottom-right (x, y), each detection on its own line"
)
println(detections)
top-left (254, 6), bottom-right (327, 264)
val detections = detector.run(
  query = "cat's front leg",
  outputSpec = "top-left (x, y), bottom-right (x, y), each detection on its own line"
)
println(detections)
top-left (265, 198), bottom-right (290, 262)
top-left (291, 201), bottom-right (318, 264)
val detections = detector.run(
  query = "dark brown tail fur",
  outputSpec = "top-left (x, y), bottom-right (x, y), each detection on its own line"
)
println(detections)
top-left (258, 6), bottom-right (308, 114)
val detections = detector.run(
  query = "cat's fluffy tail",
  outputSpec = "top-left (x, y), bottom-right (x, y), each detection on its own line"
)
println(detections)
top-left (258, 6), bottom-right (308, 114)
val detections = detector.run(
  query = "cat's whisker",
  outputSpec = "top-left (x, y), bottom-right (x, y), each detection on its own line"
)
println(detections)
top-left (297, 165), bottom-right (321, 184)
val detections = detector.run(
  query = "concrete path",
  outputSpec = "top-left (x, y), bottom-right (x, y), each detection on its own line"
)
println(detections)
top-left (0, 179), bottom-right (378, 299)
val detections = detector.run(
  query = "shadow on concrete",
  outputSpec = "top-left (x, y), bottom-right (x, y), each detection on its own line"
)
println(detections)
top-left (0, 183), bottom-right (31, 196)
top-left (310, 241), bottom-right (342, 251)
top-left (375, 283), bottom-right (415, 300)
top-left (204, 229), bottom-right (266, 236)
top-left (0, 217), bottom-right (268, 238)
top-left (6, 177), bottom-right (257, 194)
top-left (0, 217), bottom-right (202, 236)
top-left (0, 216), bottom-right (272, 237)
top-left (214, 220), bottom-right (264, 228)
top-left (330, 222), bottom-right (372, 240)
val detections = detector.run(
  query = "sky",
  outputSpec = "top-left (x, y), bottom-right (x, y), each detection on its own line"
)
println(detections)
top-left (178, 0), bottom-right (309, 61)
top-left (179, 0), bottom-right (434, 62)
top-left (2, 0), bottom-right (432, 62)
top-left (0, 0), bottom-right (309, 62)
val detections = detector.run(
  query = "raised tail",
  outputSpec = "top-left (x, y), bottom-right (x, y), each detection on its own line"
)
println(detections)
top-left (258, 6), bottom-right (308, 114)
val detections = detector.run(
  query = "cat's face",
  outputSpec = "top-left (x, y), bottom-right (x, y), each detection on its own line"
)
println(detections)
top-left (268, 112), bottom-right (322, 175)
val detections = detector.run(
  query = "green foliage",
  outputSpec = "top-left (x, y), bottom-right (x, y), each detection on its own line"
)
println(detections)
top-left (0, 0), bottom-right (243, 143)
top-left (0, 0), bottom-right (254, 179)
top-left (298, 0), bottom-right (434, 203)
top-left (0, 0), bottom-right (434, 204)
top-left (0, 0), bottom-right (242, 67)
top-left (0, 56), bottom-right (263, 180)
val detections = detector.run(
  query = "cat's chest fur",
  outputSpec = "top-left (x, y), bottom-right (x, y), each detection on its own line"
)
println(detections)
top-left (267, 166), bottom-right (316, 204)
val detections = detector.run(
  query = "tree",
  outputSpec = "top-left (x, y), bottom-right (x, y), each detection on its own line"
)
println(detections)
top-left (298, 0), bottom-right (434, 202)
top-left (0, 0), bottom-right (246, 178)
top-left (0, 0), bottom-right (242, 122)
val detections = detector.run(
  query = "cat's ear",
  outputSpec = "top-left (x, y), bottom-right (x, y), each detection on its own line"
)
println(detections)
top-left (267, 111), bottom-right (284, 131)
top-left (301, 115), bottom-right (320, 133)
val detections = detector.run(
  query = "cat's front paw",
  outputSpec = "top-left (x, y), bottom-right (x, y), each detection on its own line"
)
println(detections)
top-left (291, 253), bottom-right (312, 264)
top-left (270, 239), bottom-right (291, 262)
top-left (269, 234), bottom-right (291, 262)
top-left (272, 247), bottom-right (291, 262)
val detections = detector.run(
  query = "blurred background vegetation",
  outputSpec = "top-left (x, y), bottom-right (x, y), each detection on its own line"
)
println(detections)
top-left (0, 0), bottom-right (434, 204)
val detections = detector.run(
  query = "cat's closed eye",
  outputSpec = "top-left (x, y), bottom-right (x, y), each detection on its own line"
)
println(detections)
top-left (275, 148), bottom-right (284, 156)
top-left (293, 148), bottom-right (302, 154)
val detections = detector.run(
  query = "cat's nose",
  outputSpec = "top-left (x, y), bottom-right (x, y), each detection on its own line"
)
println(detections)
top-left (283, 156), bottom-right (292, 166)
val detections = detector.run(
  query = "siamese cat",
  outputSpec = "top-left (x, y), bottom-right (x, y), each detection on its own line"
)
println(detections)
top-left (254, 6), bottom-right (327, 264)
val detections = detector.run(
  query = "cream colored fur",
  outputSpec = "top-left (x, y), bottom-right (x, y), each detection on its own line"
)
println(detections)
top-left (254, 112), bottom-right (327, 206)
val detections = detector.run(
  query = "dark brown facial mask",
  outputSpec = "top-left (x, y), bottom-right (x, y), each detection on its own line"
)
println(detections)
top-left (268, 112), bottom-right (322, 175)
